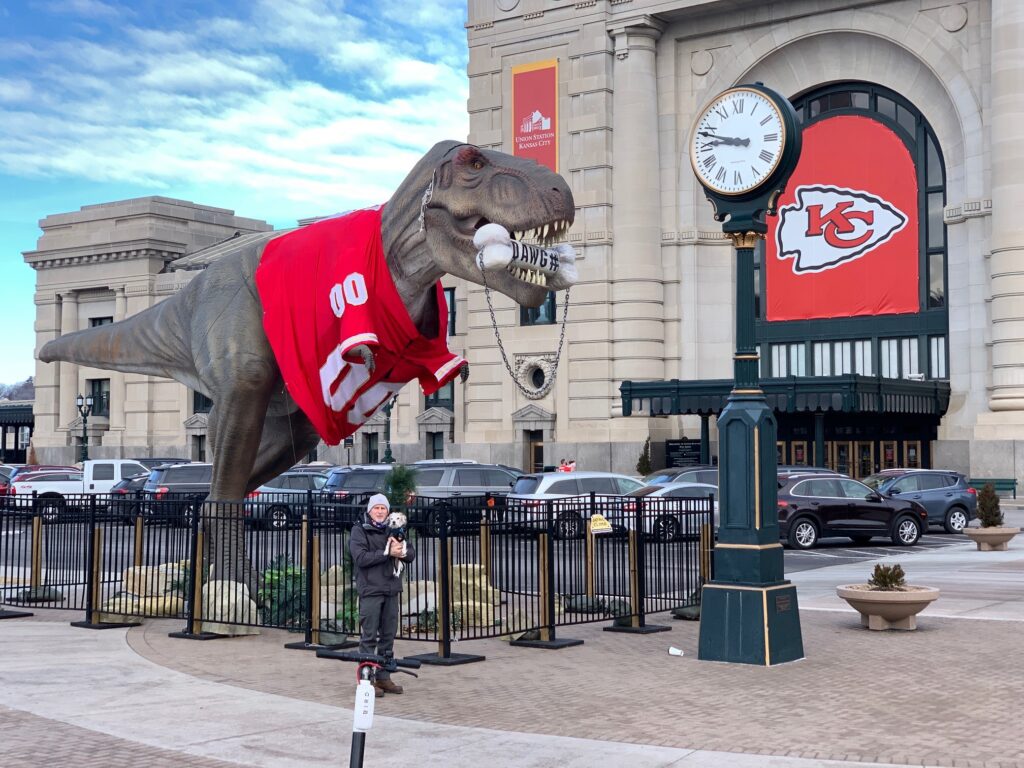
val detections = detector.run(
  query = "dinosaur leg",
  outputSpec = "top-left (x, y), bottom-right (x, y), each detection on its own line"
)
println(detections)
top-left (201, 370), bottom-right (276, 597)
top-left (245, 407), bottom-right (321, 492)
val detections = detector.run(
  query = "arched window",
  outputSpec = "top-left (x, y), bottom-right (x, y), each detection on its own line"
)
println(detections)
top-left (756, 82), bottom-right (948, 381)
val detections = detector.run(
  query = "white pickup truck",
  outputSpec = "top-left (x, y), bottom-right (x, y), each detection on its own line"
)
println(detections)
top-left (9, 460), bottom-right (151, 512)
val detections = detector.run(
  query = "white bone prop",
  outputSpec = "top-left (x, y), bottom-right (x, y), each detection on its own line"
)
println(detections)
top-left (473, 223), bottom-right (578, 288)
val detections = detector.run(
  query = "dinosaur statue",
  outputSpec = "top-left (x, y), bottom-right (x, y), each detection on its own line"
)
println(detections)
top-left (39, 141), bottom-right (576, 587)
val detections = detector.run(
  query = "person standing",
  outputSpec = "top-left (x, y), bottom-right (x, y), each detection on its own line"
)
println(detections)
top-left (349, 493), bottom-right (416, 697)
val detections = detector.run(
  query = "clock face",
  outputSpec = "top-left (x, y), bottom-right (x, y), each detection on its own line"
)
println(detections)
top-left (690, 88), bottom-right (786, 195)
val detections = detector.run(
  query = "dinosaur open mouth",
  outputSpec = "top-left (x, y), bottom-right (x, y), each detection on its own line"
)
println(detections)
top-left (471, 217), bottom-right (570, 248)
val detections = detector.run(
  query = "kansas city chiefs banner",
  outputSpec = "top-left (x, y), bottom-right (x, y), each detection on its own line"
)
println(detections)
top-left (512, 60), bottom-right (558, 172)
top-left (766, 115), bottom-right (919, 320)
top-left (255, 206), bottom-right (463, 445)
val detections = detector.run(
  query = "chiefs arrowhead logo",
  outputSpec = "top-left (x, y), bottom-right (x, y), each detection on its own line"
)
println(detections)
top-left (776, 185), bottom-right (908, 274)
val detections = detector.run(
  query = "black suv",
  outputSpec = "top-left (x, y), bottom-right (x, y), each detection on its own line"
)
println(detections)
top-left (777, 473), bottom-right (928, 549)
top-left (142, 463), bottom-right (213, 526)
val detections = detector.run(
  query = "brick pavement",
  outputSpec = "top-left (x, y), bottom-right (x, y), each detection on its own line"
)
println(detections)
top-left (0, 704), bottom-right (238, 768)
top-left (127, 609), bottom-right (1024, 768)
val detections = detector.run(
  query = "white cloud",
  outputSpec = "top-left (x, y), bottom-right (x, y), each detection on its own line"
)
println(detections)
top-left (0, 4), bottom-right (469, 225)
top-left (39, 0), bottom-right (120, 20)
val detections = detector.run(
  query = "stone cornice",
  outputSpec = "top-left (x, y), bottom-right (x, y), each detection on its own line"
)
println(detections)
top-left (24, 242), bottom-right (186, 271)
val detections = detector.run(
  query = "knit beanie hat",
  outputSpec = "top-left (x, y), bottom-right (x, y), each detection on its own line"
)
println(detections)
top-left (366, 493), bottom-right (390, 529)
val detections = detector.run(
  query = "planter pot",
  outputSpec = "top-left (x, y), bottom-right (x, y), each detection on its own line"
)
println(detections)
top-left (962, 526), bottom-right (1020, 552)
top-left (836, 585), bottom-right (940, 631)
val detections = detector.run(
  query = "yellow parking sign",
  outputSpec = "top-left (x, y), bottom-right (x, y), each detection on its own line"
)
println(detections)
top-left (590, 513), bottom-right (613, 534)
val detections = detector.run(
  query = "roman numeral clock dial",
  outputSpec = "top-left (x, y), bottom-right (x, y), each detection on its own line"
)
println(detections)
top-left (690, 87), bottom-right (785, 196)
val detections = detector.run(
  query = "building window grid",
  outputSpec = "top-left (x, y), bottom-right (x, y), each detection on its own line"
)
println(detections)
top-left (444, 287), bottom-right (456, 337)
top-left (929, 335), bottom-right (947, 379)
top-left (520, 291), bottom-right (556, 326)
top-left (88, 378), bottom-right (110, 418)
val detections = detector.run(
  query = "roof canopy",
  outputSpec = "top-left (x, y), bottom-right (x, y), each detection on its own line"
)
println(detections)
top-left (620, 375), bottom-right (950, 418)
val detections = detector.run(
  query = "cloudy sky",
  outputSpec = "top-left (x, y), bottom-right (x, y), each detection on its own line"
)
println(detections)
top-left (0, 0), bottom-right (470, 383)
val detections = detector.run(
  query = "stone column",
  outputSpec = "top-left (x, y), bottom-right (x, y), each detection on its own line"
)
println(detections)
top-left (58, 292), bottom-right (79, 429)
top-left (109, 287), bottom-right (127, 433)
top-left (988, 0), bottom-right (1024, 411)
top-left (609, 16), bottom-right (666, 408)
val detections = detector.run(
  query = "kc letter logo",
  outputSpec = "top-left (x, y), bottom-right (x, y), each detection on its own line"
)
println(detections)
top-left (775, 185), bottom-right (908, 274)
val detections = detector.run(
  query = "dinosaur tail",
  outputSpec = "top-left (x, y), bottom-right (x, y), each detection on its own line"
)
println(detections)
top-left (39, 293), bottom-right (196, 382)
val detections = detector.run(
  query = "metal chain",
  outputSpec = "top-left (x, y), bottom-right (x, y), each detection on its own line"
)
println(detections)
top-left (477, 251), bottom-right (570, 399)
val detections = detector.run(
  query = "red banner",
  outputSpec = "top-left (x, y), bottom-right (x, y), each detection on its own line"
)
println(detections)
top-left (766, 115), bottom-right (919, 321)
top-left (512, 60), bottom-right (558, 172)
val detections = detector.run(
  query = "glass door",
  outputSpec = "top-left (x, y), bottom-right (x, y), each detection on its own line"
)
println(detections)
top-left (855, 441), bottom-right (875, 479)
top-left (881, 440), bottom-right (898, 470)
top-left (829, 441), bottom-right (852, 476)
top-left (526, 430), bottom-right (544, 473)
top-left (777, 442), bottom-right (787, 465)
top-left (791, 441), bottom-right (808, 466)
top-left (903, 440), bottom-right (921, 469)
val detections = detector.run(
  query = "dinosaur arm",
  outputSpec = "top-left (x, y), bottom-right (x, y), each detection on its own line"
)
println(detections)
top-left (350, 344), bottom-right (376, 374)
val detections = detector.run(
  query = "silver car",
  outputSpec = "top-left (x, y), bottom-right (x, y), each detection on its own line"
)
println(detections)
top-left (244, 470), bottom-right (330, 529)
top-left (627, 482), bottom-right (719, 541)
top-left (506, 471), bottom-right (646, 538)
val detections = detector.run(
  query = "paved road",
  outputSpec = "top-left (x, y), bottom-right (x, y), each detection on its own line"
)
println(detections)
top-left (784, 531), bottom-right (967, 572)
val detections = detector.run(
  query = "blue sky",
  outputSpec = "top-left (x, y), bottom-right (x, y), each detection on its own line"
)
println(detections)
top-left (0, 0), bottom-right (469, 383)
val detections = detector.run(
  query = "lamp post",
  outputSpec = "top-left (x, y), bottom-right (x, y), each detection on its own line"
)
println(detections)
top-left (381, 395), bottom-right (399, 464)
top-left (76, 393), bottom-right (94, 462)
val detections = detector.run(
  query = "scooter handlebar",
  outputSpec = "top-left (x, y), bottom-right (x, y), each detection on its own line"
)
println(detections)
top-left (315, 650), bottom-right (423, 669)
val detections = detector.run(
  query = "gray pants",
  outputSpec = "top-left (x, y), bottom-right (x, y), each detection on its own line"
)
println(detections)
top-left (358, 593), bottom-right (399, 680)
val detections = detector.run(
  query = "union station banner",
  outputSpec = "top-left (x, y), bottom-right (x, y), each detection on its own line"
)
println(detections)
top-left (766, 115), bottom-right (919, 321)
top-left (511, 60), bottom-right (558, 172)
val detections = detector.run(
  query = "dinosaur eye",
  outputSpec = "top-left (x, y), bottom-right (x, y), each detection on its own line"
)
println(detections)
top-left (472, 160), bottom-right (484, 170)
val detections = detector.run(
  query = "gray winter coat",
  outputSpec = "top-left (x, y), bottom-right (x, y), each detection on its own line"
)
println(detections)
top-left (349, 521), bottom-right (417, 597)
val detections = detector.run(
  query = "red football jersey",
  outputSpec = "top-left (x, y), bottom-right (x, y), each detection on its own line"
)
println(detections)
top-left (255, 205), bottom-right (463, 445)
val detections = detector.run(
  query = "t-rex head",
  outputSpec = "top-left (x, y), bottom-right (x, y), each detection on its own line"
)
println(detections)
top-left (383, 140), bottom-right (575, 308)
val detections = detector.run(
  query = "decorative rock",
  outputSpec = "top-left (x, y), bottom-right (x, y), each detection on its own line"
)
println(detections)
top-left (460, 600), bottom-right (494, 628)
top-left (402, 580), bottom-right (437, 615)
top-left (201, 580), bottom-right (260, 636)
top-left (122, 566), bottom-right (166, 597)
top-left (138, 594), bottom-right (185, 617)
top-left (321, 565), bottom-right (349, 590)
top-left (99, 594), bottom-right (140, 623)
top-left (451, 564), bottom-right (500, 605)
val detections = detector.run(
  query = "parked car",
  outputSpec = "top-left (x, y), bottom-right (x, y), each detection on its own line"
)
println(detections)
top-left (776, 465), bottom-right (846, 476)
top-left (109, 474), bottom-right (150, 523)
top-left (142, 462), bottom-right (213, 526)
top-left (861, 468), bottom-right (977, 533)
top-left (643, 465), bottom-right (719, 486)
top-left (8, 470), bottom-right (86, 519)
top-left (412, 461), bottom-right (522, 500)
top-left (506, 471), bottom-right (647, 539)
top-left (777, 473), bottom-right (929, 549)
top-left (131, 457), bottom-right (192, 470)
top-left (245, 470), bottom-right (330, 529)
top-left (626, 482), bottom-right (719, 541)
top-left (6, 459), bottom-right (150, 515)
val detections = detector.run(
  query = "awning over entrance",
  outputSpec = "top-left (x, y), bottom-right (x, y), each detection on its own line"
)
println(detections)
top-left (0, 402), bottom-right (33, 426)
top-left (620, 375), bottom-right (951, 418)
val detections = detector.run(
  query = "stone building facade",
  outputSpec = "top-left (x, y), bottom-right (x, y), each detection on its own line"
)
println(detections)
top-left (27, 0), bottom-right (1024, 480)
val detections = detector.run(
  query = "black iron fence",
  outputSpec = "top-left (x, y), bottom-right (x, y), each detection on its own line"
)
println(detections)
top-left (0, 491), bottom-right (714, 660)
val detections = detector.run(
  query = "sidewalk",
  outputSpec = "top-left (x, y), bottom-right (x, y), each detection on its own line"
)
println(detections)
top-left (3, 537), bottom-right (1024, 768)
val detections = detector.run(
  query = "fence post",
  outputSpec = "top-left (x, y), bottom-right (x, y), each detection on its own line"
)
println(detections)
top-left (585, 518), bottom-right (596, 598)
top-left (168, 502), bottom-right (219, 640)
top-left (407, 503), bottom-right (485, 666)
top-left (0, 500), bottom-right (32, 618)
top-left (605, 497), bottom-right (669, 634)
top-left (133, 515), bottom-right (144, 568)
top-left (479, 517), bottom-right (491, 581)
top-left (510, 500), bottom-right (582, 650)
top-left (72, 495), bottom-right (139, 629)
top-left (16, 495), bottom-right (64, 603)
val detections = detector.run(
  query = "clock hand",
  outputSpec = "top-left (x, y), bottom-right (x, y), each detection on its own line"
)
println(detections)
top-left (705, 137), bottom-right (751, 147)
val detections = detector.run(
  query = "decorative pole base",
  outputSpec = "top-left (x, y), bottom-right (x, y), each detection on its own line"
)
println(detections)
top-left (698, 582), bottom-right (803, 665)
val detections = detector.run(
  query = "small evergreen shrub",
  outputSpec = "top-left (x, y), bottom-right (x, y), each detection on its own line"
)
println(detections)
top-left (636, 437), bottom-right (652, 476)
top-left (976, 483), bottom-right (1004, 528)
top-left (385, 464), bottom-right (419, 509)
top-left (867, 563), bottom-right (907, 591)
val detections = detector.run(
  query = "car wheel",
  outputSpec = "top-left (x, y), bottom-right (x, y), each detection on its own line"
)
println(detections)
top-left (787, 518), bottom-right (818, 550)
top-left (891, 516), bottom-right (922, 546)
top-left (653, 514), bottom-right (680, 542)
top-left (849, 535), bottom-right (873, 545)
top-left (38, 498), bottom-right (64, 524)
top-left (554, 511), bottom-right (583, 540)
top-left (268, 506), bottom-right (291, 530)
top-left (944, 506), bottom-right (968, 535)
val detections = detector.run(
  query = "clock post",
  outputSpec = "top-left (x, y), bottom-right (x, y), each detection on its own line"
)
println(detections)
top-left (690, 83), bottom-right (805, 665)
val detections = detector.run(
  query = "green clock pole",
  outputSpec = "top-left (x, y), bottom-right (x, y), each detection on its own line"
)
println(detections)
top-left (693, 84), bottom-right (805, 666)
